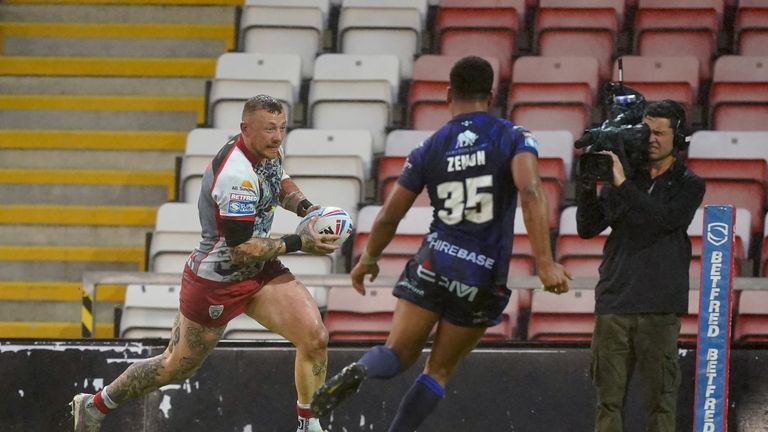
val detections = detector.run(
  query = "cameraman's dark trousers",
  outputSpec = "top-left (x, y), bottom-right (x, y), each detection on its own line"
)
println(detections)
top-left (591, 313), bottom-right (681, 432)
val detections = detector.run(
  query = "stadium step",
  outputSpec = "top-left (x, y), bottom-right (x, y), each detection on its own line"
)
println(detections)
top-left (0, 22), bottom-right (235, 57)
top-left (0, 76), bottom-right (208, 96)
top-left (0, 204), bottom-right (156, 246)
top-left (0, 94), bottom-right (204, 130)
top-left (0, 56), bottom-right (216, 77)
top-left (0, 2), bottom-right (237, 23)
top-left (0, 245), bottom-right (146, 281)
top-left (0, 129), bottom-right (186, 151)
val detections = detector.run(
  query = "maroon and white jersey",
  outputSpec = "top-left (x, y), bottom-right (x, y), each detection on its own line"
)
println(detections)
top-left (186, 134), bottom-right (284, 282)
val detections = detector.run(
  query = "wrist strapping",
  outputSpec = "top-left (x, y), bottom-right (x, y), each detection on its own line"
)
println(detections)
top-left (282, 234), bottom-right (302, 253)
top-left (359, 252), bottom-right (380, 265)
top-left (298, 198), bottom-right (313, 215)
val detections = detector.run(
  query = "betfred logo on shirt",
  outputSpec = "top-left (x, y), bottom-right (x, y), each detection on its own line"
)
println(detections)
top-left (229, 193), bottom-right (257, 202)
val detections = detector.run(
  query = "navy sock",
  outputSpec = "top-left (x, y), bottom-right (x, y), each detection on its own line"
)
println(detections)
top-left (358, 345), bottom-right (402, 379)
top-left (388, 373), bottom-right (445, 432)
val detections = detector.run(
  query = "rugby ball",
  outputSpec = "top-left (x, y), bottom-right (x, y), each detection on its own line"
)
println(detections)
top-left (295, 206), bottom-right (353, 246)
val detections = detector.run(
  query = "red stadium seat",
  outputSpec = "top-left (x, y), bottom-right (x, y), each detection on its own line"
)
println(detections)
top-left (527, 289), bottom-right (595, 341)
top-left (733, 290), bottom-right (768, 343)
top-left (324, 287), bottom-right (398, 341)
top-left (701, 179), bottom-right (765, 238)
top-left (634, 0), bottom-right (722, 80)
top-left (436, 0), bottom-right (525, 80)
top-left (709, 56), bottom-right (768, 130)
top-left (735, 0), bottom-right (768, 55)
top-left (687, 158), bottom-right (768, 184)
top-left (377, 156), bottom-right (406, 202)
top-left (611, 56), bottom-right (700, 113)
top-left (482, 291), bottom-right (521, 340)
top-left (535, 0), bottom-right (622, 80)
top-left (410, 101), bottom-right (452, 131)
top-left (508, 56), bottom-right (598, 140)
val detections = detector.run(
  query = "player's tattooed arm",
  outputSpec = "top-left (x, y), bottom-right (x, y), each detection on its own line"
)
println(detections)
top-left (279, 177), bottom-right (316, 217)
top-left (231, 237), bottom-right (285, 265)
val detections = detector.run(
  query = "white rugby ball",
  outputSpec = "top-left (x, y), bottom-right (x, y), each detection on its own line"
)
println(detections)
top-left (296, 206), bottom-right (353, 246)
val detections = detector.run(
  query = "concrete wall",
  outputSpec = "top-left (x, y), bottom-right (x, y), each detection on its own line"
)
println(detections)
top-left (1, 340), bottom-right (766, 431)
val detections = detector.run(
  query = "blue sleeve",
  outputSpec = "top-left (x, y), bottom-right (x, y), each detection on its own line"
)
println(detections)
top-left (397, 142), bottom-right (428, 194)
top-left (514, 127), bottom-right (540, 157)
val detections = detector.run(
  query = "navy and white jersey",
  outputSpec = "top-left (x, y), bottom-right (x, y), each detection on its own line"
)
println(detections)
top-left (186, 134), bottom-right (283, 282)
top-left (398, 111), bottom-right (539, 286)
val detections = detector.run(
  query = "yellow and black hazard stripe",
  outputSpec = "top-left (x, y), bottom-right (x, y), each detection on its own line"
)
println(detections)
top-left (81, 288), bottom-right (94, 338)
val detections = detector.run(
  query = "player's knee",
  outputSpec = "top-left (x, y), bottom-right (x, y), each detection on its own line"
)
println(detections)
top-left (300, 322), bottom-right (329, 356)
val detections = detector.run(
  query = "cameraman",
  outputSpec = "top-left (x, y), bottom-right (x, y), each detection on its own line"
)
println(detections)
top-left (576, 100), bottom-right (705, 432)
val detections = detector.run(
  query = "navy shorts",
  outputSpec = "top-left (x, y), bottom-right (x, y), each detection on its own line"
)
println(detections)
top-left (392, 259), bottom-right (511, 327)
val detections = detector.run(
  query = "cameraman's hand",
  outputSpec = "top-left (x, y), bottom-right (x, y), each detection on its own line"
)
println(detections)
top-left (599, 151), bottom-right (626, 187)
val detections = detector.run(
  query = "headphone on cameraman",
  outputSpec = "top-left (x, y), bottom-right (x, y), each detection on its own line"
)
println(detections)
top-left (655, 99), bottom-right (689, 151)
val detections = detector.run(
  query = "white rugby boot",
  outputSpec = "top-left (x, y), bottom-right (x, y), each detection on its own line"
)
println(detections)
top-left (69, 393), bottom-right (104, 432)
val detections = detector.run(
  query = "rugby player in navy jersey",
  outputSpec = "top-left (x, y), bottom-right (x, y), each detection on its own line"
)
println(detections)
top-left (311, 56), bottom-right (572, 431)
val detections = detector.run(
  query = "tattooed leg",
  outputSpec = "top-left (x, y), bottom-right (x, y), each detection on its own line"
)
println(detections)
top-left (106, 313), bottom-right (225, 404)
top-left (244, 273), bottom-right (328, 404)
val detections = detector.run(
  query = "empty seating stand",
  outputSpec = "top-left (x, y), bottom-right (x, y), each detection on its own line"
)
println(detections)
top-left (337, 0), bottom-right (427, 79)
top-left (708, 56), bottom-right (768, 130)
top-left (309, 53), bottom-right (400, 153)
top-left (207, 52), bottom-right (302, 129)
top-left (508, 56), bottom-right (599, 142)
top-left (180, 127), bottom-right (238, 203)
top-left (612, 56), bottom-right (700, 114)
top-left (435, 0), bottom-right (525, 81)
top-left (733, 290), bottom-right (768, 342)
top-left (735, 0), bottom-right (768, 55)
top-left (527, 289), bottom-right (595, 341)
top-left (535, 0), bottom-right (624, 80)
top-left (239, 0), bottom-right (329, 79)
top-left (324, 286), bottom-right (398, 341)
top-left (408, 54), bottom-right (501, 130)
top-left (147, 202), bottom-right (201, 273)
top-left (634, 0), bottom-right (723, 81)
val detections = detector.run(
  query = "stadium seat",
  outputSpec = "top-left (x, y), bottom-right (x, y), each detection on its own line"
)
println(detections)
top-left (208, 52), bottom-right (301, 129)
top-left (337, 0), bottom-right (426, 79)
top-left (384, 129), bottom-right (434, 156)
top-left (761, 217), bottom-right (768, 277)
top-left (533, 130), bottom-right (575, 180)
top-left (634, 0), bottom-right (722, 80)
top-left (735, 0), bottom-right (768, 55)
top-left (687, 159), bottom-right (768, 184)
top-left (611, 56), bottom-right (700, 113)
top-left (239, 0), bottom-right (328, 79)
top-left (377, 155), bottom-right (407, 202)
top-left (709, 56), bottom-right (768, 130)
top-left (284, 128), bottom-right (374, 180)
top-left (556, 206), bottom-right (610, 277)
top-left (527, 289), bottom-right (595, 341)
top-left (120, 284), bottom-right (180, 339)
top-left (688, 130), bottom-right (768, 164)
top-left (352, 205), bottom-right (430, 273)
top-left (408, 55), bottom-right (501, 130)
top-left (435, 0), bottom-right (524, 80)
top-left (508, 56), bottom-right (599, 140)
top-left (733, 290), bottom-right (768, 342)
top-left (700, 180), bottom-right (765, 242)
top-left (535, 0), bottom-right (623, 80)
top-left (324, 286), bottom-right (398, 341)
top-left (482, 291), bottom-right (521, 341)
top-left (309, 53), bottom-right (400, 153)
top-left (147, 202), bottom-right (200, 273)
top-left (180, 128), bottom-right (239, 203)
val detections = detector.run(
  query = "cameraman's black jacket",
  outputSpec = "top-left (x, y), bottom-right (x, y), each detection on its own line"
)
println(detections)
top-left (576, 159), bottom-right (705, 314)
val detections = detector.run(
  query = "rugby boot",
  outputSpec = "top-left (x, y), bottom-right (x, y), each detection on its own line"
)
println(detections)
top-left (296, 416), bottom-right (327, 432)
top-left (70, 393), bottom-right (104, 432)
top-left (310, 363), bottom-right (367, 417)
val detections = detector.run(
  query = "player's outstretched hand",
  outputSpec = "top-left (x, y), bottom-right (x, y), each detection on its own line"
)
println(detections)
top-left (539, 262), bottom-right (572, 295)
top-left (350, 260), bottom-right (379, 296)
top-left (298, 217), bottom-right (340, 255)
